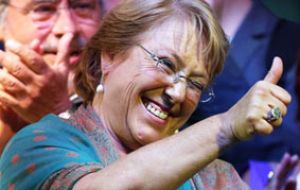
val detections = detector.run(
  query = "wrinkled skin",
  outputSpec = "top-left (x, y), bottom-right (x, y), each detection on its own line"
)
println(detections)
top-left (0, 34), bottom-right (74, 123)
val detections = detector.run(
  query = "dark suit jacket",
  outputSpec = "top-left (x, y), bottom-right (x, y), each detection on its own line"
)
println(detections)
top-left (186, 0), bottom-right (300, 175)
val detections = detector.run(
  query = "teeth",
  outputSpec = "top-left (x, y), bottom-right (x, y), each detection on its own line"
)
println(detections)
top-left (146, 103), bottom-right (168, 120)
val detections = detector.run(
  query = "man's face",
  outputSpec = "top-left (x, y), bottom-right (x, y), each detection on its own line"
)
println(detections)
top-left (2, 0), bottom-right (102, 67)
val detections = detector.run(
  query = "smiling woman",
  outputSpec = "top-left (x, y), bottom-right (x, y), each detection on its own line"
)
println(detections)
top-left (0, 0), bottom-right (293, 189)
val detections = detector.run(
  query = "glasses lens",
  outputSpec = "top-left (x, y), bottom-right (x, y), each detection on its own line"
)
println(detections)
top-left (200, 87), bottom-right (215, 103)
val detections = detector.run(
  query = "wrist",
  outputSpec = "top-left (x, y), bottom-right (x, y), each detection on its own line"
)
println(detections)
top-left (217, 113), bottom-right (240, 147)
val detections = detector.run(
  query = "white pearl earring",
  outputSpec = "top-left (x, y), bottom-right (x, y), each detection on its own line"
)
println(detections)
top-left (96, 84), bottom-right (104, 93)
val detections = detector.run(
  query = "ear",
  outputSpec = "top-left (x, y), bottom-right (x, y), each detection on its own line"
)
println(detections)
top-left (100, 52), bottom-right (113, 76)
top-left (100, 52), bottom-right (121, 76)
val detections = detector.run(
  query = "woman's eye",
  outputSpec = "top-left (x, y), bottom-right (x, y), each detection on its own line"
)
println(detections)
top-left (157, 58), bottom-right (176, 73)
top-left (188, 80), bottom-right (205, 92)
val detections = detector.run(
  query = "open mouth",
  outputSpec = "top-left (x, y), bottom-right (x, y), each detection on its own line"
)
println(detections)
top-left (142, 98), bottom-right (169, 120)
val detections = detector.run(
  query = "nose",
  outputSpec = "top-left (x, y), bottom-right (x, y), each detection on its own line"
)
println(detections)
top-left (52, 9), bottom-right (78, 37)
top-left (165, 80), bottom-right (187, 103)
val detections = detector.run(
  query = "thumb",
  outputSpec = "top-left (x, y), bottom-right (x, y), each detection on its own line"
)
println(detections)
top-left (263, 56), bottom-right (283, 84)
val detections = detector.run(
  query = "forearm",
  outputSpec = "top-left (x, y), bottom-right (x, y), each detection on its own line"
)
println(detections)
top-left (74, 114), bottom-right (232, 190)
top-left (0, 122), bottom-right (15, 154)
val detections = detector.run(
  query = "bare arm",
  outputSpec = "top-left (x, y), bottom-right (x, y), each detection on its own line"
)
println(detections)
top-left (75, 114), bottom-right (226, 190)
top-left (0, 105), bottom-right (26, 153)
top-left (74, 58), bottom-right (290, 190)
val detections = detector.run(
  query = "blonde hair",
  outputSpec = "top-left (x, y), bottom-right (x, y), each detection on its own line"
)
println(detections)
top-left (74, 0), bottom-right (229, 104)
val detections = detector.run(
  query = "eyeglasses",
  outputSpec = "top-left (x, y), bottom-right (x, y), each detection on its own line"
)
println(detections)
top-left (3, 0), bottom-right (101, 25)
top-left (139, 45), bottom-right (215, 103)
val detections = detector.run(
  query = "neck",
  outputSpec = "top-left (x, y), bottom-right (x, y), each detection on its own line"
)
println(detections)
top-left (92, 94), bottom-right (128, 157)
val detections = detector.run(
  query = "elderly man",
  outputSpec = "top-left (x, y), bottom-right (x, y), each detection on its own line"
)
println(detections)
top-left (0, 0), bottom-right (105, 153)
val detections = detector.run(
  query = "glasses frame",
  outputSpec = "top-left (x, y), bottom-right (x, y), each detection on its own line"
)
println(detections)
top-left (138, 44), bottom-right (215, 103)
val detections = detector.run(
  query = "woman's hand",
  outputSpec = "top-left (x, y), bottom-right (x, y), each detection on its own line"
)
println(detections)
top-left (223, 57), bottom-right (291, 141)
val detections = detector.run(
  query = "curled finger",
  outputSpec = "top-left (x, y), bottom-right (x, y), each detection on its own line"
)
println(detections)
top-left (5, 39), bottom-right (49, 74)
top-left (276, 154), bottom-right (299, 180)
top-left (0, 50), bottom-right (35, 84)
top-left (0, 91), bottom-right (20, 109)
top-left (253, 119), bottom-right (274, 135)
top-left (0, 70), bottom-right (27, 95)
top-left (268, 83), bottom-right (292, 106)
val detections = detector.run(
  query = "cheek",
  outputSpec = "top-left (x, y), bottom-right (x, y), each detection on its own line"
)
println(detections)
top-left (186, 92), bottom-right (200, 108)
top-left (5, 15), bottom-right (37, 44)
top-left (184, 97), bottom-right (199, 116)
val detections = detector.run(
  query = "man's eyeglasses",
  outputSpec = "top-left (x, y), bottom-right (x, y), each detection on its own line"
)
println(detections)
top-left (2, 0), bottom-right (101, 24)
top-left (139, 45), bottom-right (215, 103)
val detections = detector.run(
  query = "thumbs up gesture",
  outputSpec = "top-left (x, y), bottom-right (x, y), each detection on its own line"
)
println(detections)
top-left (224, 57), bottom-right (291, 141)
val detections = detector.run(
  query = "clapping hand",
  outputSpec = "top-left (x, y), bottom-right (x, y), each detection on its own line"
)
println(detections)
top-left (267, 153), bottom-right (299, 190)
top-left (0, 33), bottom-right (74, 123)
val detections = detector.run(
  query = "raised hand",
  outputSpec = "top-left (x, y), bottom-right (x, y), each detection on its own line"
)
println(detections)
top-left (0, 33), bottom-right (74, 123)
top-left (267, 153), bottom-right (299, 190)
top-left (224, 57), bottom-right (291, 140)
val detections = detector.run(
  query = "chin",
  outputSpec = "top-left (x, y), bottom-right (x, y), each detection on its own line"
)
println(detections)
top-left (134, 128), bottom-right (163, 146)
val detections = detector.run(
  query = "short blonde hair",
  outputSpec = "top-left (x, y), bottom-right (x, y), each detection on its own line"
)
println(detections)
top-left (74, 0), bottom-right (229, 104)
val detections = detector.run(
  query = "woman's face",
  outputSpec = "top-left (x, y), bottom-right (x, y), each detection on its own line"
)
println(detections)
top-left (99, 20), bottom-right (210, 151)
